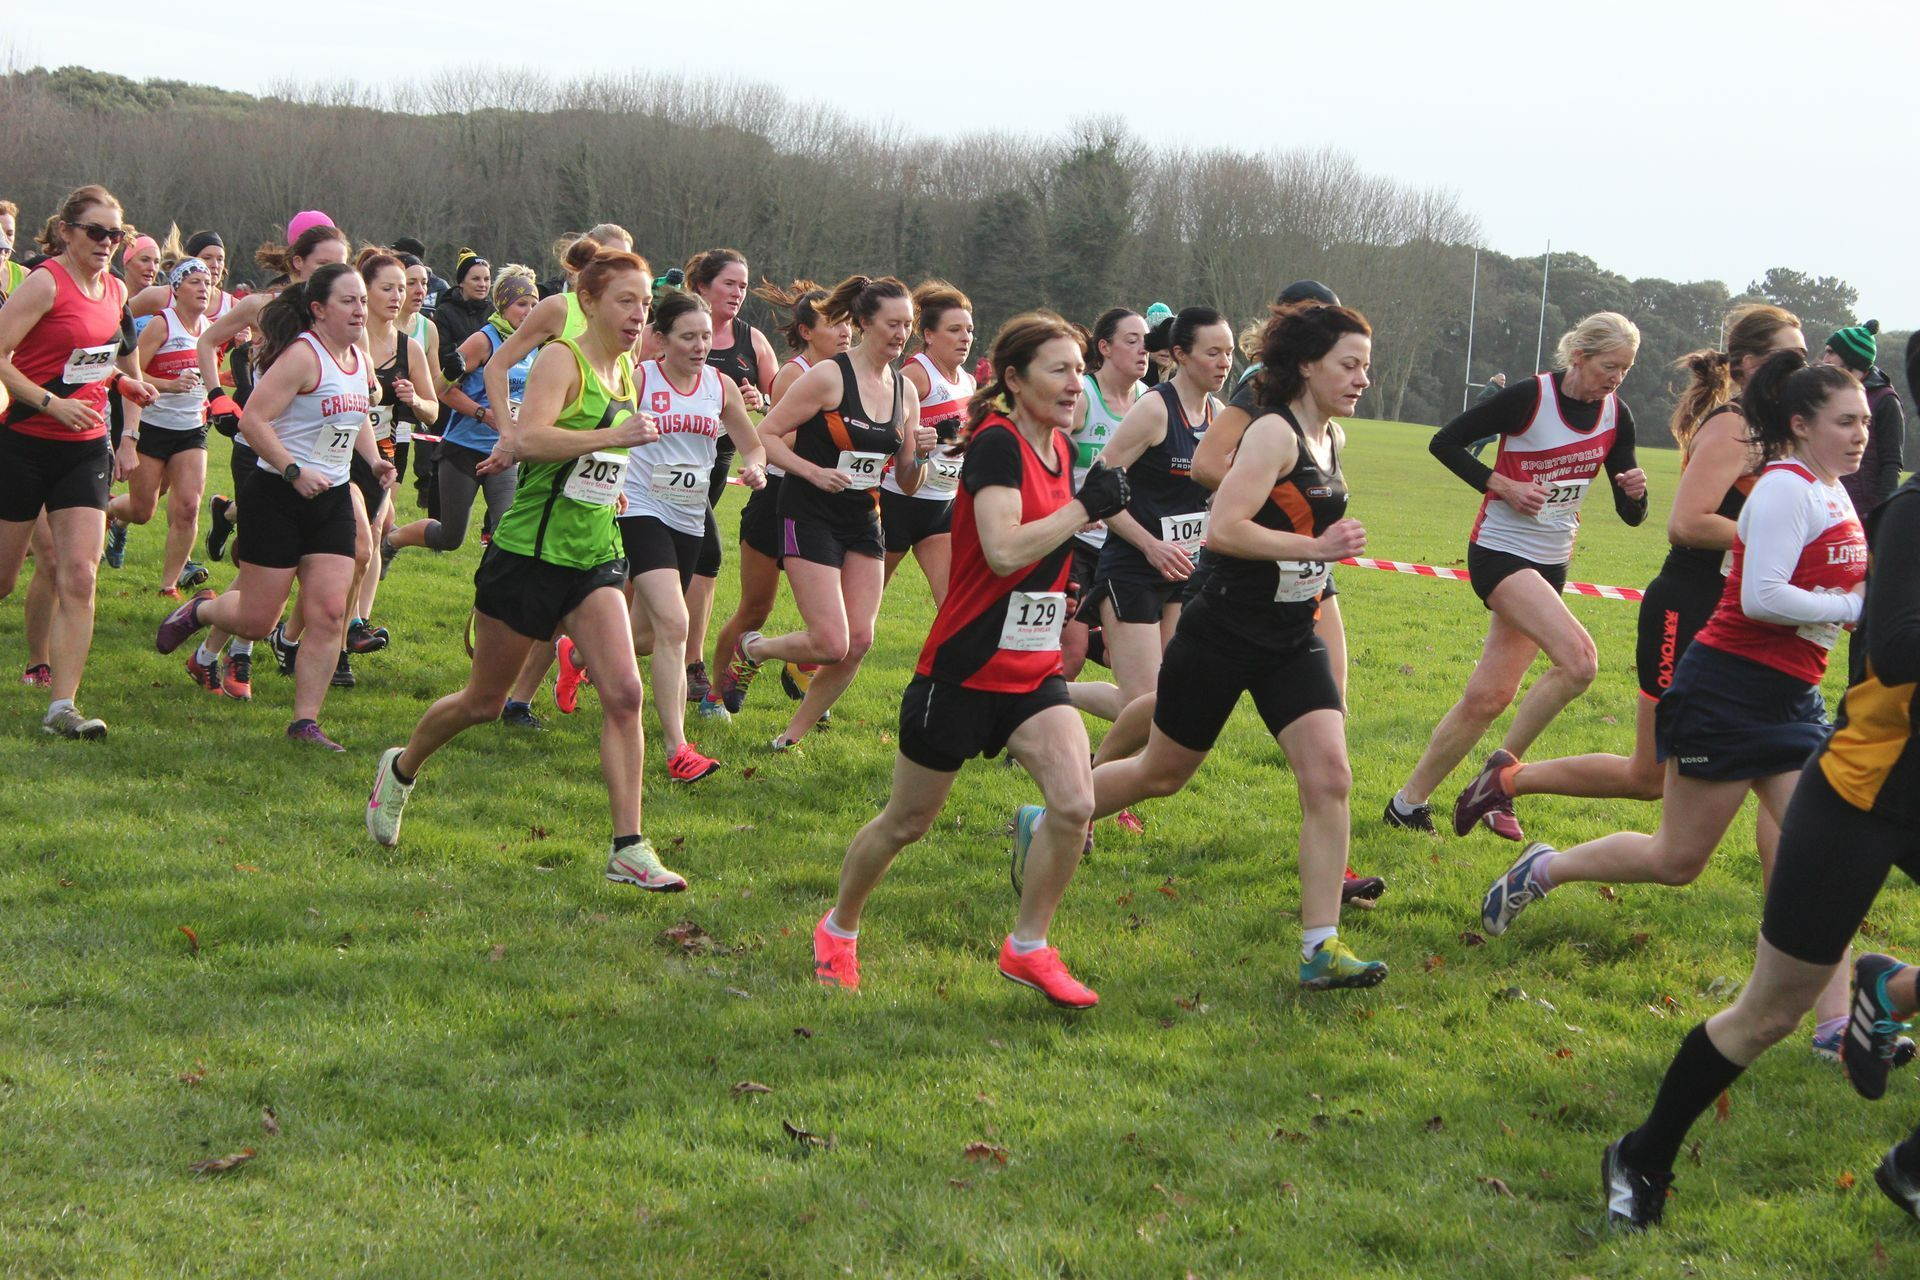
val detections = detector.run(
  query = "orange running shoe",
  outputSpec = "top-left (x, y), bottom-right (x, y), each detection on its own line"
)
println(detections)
top-left (667, 741), bottom-right (721, 784)
top-left (813, 912), bottom-right (860, 990)
top-left (554, 635), bottom-right (590, 714)
top-left (997, 937), bottom-right (1098, 1009)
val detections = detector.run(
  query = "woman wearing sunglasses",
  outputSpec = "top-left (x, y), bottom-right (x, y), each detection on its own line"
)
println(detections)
top-left (0, 185), bottom-right (157, 739)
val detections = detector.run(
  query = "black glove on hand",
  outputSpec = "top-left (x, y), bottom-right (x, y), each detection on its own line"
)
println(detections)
top-left (1074, 459), bottom-right (1129, 521)
top-left (440, 346), bottom-right (467, 383)
top-left (210, 412), bottom-right (241, 440)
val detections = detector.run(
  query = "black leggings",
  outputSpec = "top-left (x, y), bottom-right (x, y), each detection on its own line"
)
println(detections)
top-left (427, 442), bottom-right (516, 552)
top-left (694, 439), bottom-right (733, 579)
top-left (1760, 767), bottom-right (1920, 965)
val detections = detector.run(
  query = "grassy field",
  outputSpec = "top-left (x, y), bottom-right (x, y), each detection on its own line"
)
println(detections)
top-left (1, 420), bottom-right (1913, 1278)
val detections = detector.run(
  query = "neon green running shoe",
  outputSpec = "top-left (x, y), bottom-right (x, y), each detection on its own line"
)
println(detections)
top-left (1299, 937), bottom-right (1388, 991)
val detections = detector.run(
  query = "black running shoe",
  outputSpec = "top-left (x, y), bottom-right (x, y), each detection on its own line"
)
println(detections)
top-left (331, 650), bottom-right (356, 688)
top-left (1875, 1146), bottom-right (1920, 1221)
top-left (686, 660), bottom-right (710, 705)
top-left (499, 701), bottom-right (544, 730)
top-left (346, 620), bottom-right (390, 655)
top-left (269, 623), bottom-right (299, 676)
top-left (1845, 953), bottom-right (1916, 1102)
top-left (1602, 1138), bottom-right (1672, 1231)
top-left (378, 536), bottom-right (397, 581)
top-left (1382, 795), bottom-right (1438, 835)
top-left (206, 495), bottom-right (234, 562)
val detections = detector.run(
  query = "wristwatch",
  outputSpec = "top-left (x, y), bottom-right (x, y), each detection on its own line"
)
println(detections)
top-left (39, 390), bottom-right (52, 409)
top-left (283, 462), bottom-right (302, 484)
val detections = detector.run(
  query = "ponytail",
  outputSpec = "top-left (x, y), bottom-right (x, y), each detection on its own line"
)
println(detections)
top-left (819, 274), bottom-right (909, 329)
top-left (1669, 303), bottom-right (1801, 449)
top-left (1741, 349), bottom-right (1859, 462)
top-left (754, 278), bottom-right (829, 352)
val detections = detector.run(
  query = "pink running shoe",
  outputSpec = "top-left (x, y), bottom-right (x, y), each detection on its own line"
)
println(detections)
top-left (554, 635), bottom-right (590, 715)
top-left (813, 912), bottom-right (860, 990)
top-left (997, 937), bottom-right (1098, 1009)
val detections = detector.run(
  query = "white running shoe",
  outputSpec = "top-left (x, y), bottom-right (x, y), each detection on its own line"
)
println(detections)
top-left (605, 838), bottom-right (687, 892)
top-left (366, 747), bottom-right (415, 847)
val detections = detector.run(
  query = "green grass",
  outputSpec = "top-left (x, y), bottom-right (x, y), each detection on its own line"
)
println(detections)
top-left (1, 421), bottom-right (1914, 1277)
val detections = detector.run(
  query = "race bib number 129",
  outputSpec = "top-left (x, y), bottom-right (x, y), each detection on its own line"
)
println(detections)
top-left (998, 591), bottom-right (1066, 652)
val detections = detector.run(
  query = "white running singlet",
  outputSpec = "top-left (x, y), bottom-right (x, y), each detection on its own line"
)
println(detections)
top-left (624, 359), bottom-right (725, 534)
top-left (257, 332), bottom-right (368, 487)
top-left (882, 351), bottom-right (975, 502)
top-left (142, 307), bottom-right (209, 432)
top-left (1071, 373), bottom-right (1143, 549)
top-left (1470, 372), bottom-right (1618, 565)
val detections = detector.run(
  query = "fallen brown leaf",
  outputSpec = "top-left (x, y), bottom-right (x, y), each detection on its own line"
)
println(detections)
top-left (1714, 1091), bottom-right (1731, 1123)
top-left (1271, 1128), bottom-right (1310, 1144)
top-left (1279, 1180), bottom-right (1297, 1196)
top-left (1458, 931), bottom-right (1486, 947)
top-left (1425, 1116), bottom-right (1445, 1132)
top-left (57, 877), bottom-right (74, 888)
top-left (1151, 1181), bottom-right (1193, 1207)
top-left (189, 1149), bottom-right (256, 1176)
top-left (731, 1081), bottom-right (774, 1097)
top-left (782, 1120), bottom-right (835, 1149)
top-left (527, 823), bottom-right (549, 840)
top-left (741, 767), bottom-right (758, 781)
top-left (1157, 880), bottom-right (1179, 899)
top-left (1423, 955), bottom-right (1445, 973)
top-left (488, 944), bottom-right (506, 962)
top-left (1874, 1238), bottom-right (1890, 1267)
top-left (963, 1142), bottom-right (1010, 1164)
top-left (232, 863), bottom-right (261, 873)
top-left (1630, 932), bottom-right (1651, 946)
top-left (1479, 1176), bottom-right (1513, 1197)
top-left (261, 1106), bottom-right (280, 1136)
top-left (1553, 1047), bottom-right (1574, 1059)
top-left (1838, 1170), bottom-right (1857, 1190)
top-left (1175, 990), bottom-right (1201, 1011)
top-left (1115, 891), bottom-right (1133, 907)
top-left (792, 1026), bottom-right (813, 1039)
top-left (1597, 885), bottom-right (1619, 902)
top-left (179, 925), bottom-right (199, 955)
top-left (949, 1179), bottom-right (971, 1189)
top-left (1688, 1141), bottom-right (1702, 1166)
top-left (178, 1062), bottom-right (206, 1086)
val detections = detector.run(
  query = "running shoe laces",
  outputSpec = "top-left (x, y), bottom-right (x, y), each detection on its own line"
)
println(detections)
top-left (1382, 795), bottom-right (1437, 835)
top-left (1481, 841), bottom-right (1555, 936)
top-left (668, 742), bottom-right (721, 784)
top-left (286, 720), bottom-right (344, 751)
top-left (1298, 937), bottom-right (1388, 990)
top-left (221, 653), bottom-right (252, 701)
top-left (185, 653), bottom-right (222, 693)
top-left (43, 705), bottom-right (107, 740)
top-left (1453, 749), bottom-right (1520, 837)
top-left (1846, 954), bottom-right (1916, 1102)
top-left (365, 747), bottom-right (414, 847)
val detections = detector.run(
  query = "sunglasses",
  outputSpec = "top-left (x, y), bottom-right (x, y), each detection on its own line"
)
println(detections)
top-left (67, 221), bottom-right (127, 245)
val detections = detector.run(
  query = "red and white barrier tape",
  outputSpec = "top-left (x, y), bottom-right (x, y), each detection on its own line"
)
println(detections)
top-left (1336, 556), bottom-right (1644, 603)
top-left (392, 457), bottom-right (1646, 603)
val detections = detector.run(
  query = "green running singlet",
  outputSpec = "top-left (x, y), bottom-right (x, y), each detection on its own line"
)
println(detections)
top-left (489, 337), bottom-right (637, 571)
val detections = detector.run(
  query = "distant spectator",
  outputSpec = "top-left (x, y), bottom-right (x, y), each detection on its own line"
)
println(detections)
top-left (1468, 372), bottom-right (1508, 456)
top-left (1822, 320), bottom-right (1904, 514)
top-left (392, 236), bottom-right (447, 315)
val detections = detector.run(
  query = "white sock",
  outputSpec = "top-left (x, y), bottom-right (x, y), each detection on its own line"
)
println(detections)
top-left (1392, 789), bottom-right (1422, 813)
top-left (1009, 934), bottom-right (1048, 955)
top-left (821, 913), bottom-right (857, 940)
top-left (45, 698), bottom-right (74, 720)
top-left (229, 640), bottom-right (253, 657)
top-left (1302, 926), bottom-right (1337, 961)
top-left (194, 643), bottom-right (219, 666)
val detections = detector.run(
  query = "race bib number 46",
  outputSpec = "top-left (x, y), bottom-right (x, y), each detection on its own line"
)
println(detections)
top-left (563, 451), bottom-right (628, 506)
top-left (1536, 477), bottom-right (1590, 527)
top-left (308, 417), bottom-right (359, 469)
top-left (63, 343), bottom-right (119, 386)
top-left (1160, 511), bottom-right (1208, 556)
top-left (998, 591), bottom-right (1066, 652)
top-left (649, 461), bottom-right (707, 505)
top-left (837, 450), bottom-right (886, 490)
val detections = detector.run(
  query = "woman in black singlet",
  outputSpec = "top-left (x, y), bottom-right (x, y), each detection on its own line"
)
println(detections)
top-left (1070, 308), bottom-right (1232, 728)
top-left (350, 250), bottom-right (439, 654)
top-left (1021, 303), bottom-right (1388, 991)
top-left (680, 248), bottom-right (777, 704)
top-left (726, 275), bottom-right (931, 750)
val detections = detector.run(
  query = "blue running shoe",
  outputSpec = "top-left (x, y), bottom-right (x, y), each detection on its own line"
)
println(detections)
top-left (104, 519), bottom-right (128, 569)
top-left (1299, 937), bottom-right (1388, 990)
top-left (1481, 841), bottom-right (1556, 937)
top-left (1010, 804), bottom-right (1044, 897)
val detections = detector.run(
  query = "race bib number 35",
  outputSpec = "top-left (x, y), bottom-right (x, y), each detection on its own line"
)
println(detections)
top-left (998, 591), bottom-right (1066, 653)
top-left (837, 450), bottom-right (886, 490)
top-left (1160, 512), bottom-right (1208, 555)
top-left (650, 461), bottom-right (707, 505)
top-left (1274, 559), bottom-right (1329, 604)
top-left (563, 451), bottom-right (628, 506)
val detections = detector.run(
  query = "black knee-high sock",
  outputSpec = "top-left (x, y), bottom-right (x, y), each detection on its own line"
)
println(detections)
top-left (1619, 1023), bottom-right (1746, 1173)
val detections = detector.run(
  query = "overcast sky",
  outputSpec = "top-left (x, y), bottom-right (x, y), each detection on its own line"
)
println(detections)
top-left (16, 0), bottom-right (1916, 326)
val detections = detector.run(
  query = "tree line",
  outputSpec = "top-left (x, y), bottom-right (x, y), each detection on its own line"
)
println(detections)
top-left (2, 63), bottom-right (1908, 450)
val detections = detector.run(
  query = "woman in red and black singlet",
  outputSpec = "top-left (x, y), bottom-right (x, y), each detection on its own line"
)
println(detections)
top-left (0, 185), bottom-right (158, 739)
top-left (726, 275), bottom-right (931, 750)
top-left (809, 311), bottom-right (1131, 1010)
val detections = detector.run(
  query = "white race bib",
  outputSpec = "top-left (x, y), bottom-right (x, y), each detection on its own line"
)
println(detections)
top-left (394, 417), bottom-right (413, 444)
top-left (562, 451), bottom-right (628, 506)
top-left (998, 591), bottom-right (1067, 652)
top-left (649, 461), bottom-right (707, 506)
top-left (1274, 560), bottom-right (1330, 604)
top-left (1160, 511), bottom-right (1208, 556)
top-left (307, 416), bottom-right (359, 469)
top-left (63, 343), bottom-right (118, 386)
top-left (1536, 477), bottom-right (1590, 527)
top-left (837, 450), bottom-right (887, 490)
top-left (923, 455), bottom-right (963, 496)
top-left (508, 399), bottom-right (521, 423)
top-left (1797, 621), bottom-right (1841, 651)
top-left (368, 404), bottom-right (393, 443)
